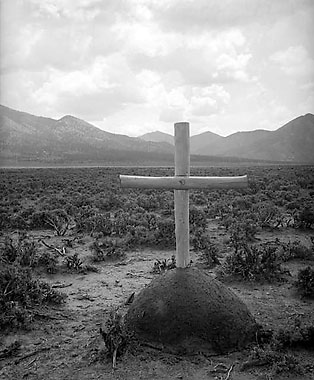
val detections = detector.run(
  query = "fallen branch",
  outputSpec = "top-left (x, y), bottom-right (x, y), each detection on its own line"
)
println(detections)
top-left (39, 239), bottom-right (66, 257)
top-left (225, 364), bottom-right (235, 380)
top-left (52, 283), bottom-right (72, 289)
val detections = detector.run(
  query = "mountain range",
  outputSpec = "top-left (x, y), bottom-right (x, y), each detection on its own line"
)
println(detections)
top-left (139, 113), bottom-right (314, 162)
top-left (1, 104), bottom-right (314, 166)
top-left (0, 105), bottom-right (173, 166)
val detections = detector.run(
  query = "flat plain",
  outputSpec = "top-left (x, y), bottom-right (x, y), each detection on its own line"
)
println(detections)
top-left (1, 165), bottom-right (314, 379)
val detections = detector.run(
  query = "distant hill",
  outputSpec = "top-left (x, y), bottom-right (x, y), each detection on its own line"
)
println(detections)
top-left (139, 114), bottom-right (314, 163)
top-left (200, 114), bottom-right (314, 162)
top-left (0, 105), bottom-right (174, 165)
top-left (190, 131), bottom-right (224, 155)
top-left (1, 104), bottom-right (313, 165)
top-left (139, 131), bottom-right (174, 145)
top-left (138, 130), bottom-right (224, 155)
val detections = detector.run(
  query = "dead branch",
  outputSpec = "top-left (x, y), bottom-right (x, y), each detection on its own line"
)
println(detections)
top-left (44, 216), bottom-right (61, 235)
top-left (61, 220), bottom-right (70, 236)
top-left (224, 364), bottom-right (235, 380)
top-left (51, 283), bottom-right (72, 289)
top-left (39, 239), bottom-right (66, 257)
top-left (44, 215), bottom-right (70, 236)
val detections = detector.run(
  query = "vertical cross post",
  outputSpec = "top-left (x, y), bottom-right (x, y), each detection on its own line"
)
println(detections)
top-left (119, 122), bottom-right (248, 270)
top-left (174, 122), bottom-right (190, 268)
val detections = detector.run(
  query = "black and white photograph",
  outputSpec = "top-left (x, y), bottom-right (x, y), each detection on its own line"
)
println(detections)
top-left (1, 1), bottom-right (314, 379)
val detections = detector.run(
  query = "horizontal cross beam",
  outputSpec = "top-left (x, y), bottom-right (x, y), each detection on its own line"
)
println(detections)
top-left (120, 175), bottom-right (248, 190)
top-left (119, 122), bottom-right (248, 268)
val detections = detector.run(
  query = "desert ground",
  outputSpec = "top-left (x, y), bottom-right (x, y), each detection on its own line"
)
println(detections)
top-left (1, 166), bottom-right (314, 379)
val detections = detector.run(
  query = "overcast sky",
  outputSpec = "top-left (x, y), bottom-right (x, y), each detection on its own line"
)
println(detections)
top-left (1, 0), bottom-right (314, 137)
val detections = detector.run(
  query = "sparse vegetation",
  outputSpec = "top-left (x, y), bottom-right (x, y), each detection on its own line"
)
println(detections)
top-left (243, 346), bottom-right (305, 376)
top-left (151, 256), bottom-right (176, 274)
top-left (90, 238), bottom-right (126, 262)
top-left (242, 320), bottom-right (314, 377)
top-left (191, 229), bottom-right (220, 267)
top-left (218, 243), bottom-right (285, 282)
top-left (0, 165), bottom-right (313, 379)
top-left (99, 310), bottom-right (130, 368)
top-left (0, 263), bottom-right (66, 329)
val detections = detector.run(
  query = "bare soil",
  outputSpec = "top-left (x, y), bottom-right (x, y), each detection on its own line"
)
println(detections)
top-left (1, 224), bottom-right (314, 380)
top-left (126, 267), bottom-right (258, 354)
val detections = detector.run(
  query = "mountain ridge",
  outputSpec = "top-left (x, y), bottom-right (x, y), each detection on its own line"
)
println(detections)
top-left (139, 114), bottom-right (314, 162)
top-left (0, 104), bottom-right (174, 165)
top-left (1, 104), bottom-right (313, 164)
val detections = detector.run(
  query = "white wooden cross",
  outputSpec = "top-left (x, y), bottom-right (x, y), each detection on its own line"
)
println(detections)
top-left (120, 122), bottom-right (247, 268)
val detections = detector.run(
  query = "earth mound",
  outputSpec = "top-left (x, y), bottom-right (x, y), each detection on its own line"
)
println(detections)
top-left (126, 267), bottom-right (258, 354)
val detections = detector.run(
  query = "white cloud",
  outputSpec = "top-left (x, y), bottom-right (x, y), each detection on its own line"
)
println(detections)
top-left (187, 85), bottom-right (230, 117)
top-left (128, 28), bottom-right (253, 89)
top-left (151, 0), bottom-right (314, 32)
top-left (29, 0), bottom-right (109, 21)
top-left (216, 52), bottom-right (252, 81)
top-left (271, 45), bottom-right (314, 79)
top-left (1, 0), bottom-right (314, 138)
top-left (113, 21), bottom-right (177, 58)
top-left (26, 55), bottom-right (145, 119)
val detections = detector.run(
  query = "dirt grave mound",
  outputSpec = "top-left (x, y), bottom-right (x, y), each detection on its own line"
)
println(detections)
top-left (126, 267), bottom-right (258, 354)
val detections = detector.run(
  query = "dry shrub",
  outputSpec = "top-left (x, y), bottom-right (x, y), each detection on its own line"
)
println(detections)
top-left (295, 266), bottom-right (314, 298)
top-left (219, 244), bottom-right (285, 282)
top-left (0, 264), bottom-right (66, 329)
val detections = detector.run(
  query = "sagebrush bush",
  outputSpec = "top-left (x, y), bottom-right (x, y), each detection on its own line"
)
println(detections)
top-left (278, 239), bottom-right (314, 261)
top-left (90, 238), bottom-right (126, 262)
top-left (191, 228), bottom-right (211, 251)
top-left (272, 324), bottom-right (314, 350)
top-left (125, 226), bottom-right (154, 248)
top-left (219, 244), bottom-right (284, 282)
top-left (200, 246), bottom-right (220, 268)
top-left (0, 263), bottom-right (66, 329)
top-left (151, 256), bottom-right (176, 274)
top-left (244, 320), bottom-right (314, 376)
top-left (77, 212), bottom-right (112, 236)
top-left (189, 206), bottom-right (207, 233)
top-left (297, 207), bottom-right (314, 229)
top-left (1, 233), bottom-right (38, 267)
top-left (295, 266), bottom-right (314, 298)
top-left (154, 218), bottom-right (176, 248)
top-left (246, 347), bottom-right (304, 375)
top-left (37, 251), bottom-right (58, 273)
top-left (191, 229), bottom-right (220, 267)
top-left (64, 252), bottom-right (83, 271)
top-left (100, 310), bottom-right (130, 368)
top-left (225, 222), bottom-right (257, 256)
top-left (1, 233), bottom-right (61, 274)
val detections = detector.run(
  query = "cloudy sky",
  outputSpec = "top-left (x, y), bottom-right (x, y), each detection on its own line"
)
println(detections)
top-left (1, 0), bottom-right (314, 137)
